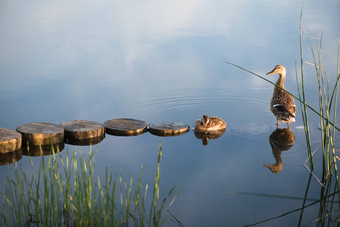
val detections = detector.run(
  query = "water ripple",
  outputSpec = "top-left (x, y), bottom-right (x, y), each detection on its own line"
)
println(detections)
top-left (125, 87), bottom-right (270, 118)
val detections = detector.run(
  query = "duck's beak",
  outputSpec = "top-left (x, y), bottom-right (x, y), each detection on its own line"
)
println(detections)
top-left (266, 68), bottom-right (276, 75)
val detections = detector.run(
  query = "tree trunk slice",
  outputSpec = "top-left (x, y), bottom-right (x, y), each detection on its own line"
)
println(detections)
top-left (16, 122), bottom-right (64, 146)
top-left (104, 118), bottom-right (148, 136)
top-left (0, 150), bottom-right (23, 166)
top-left (0, 128), bottom-right (22, 153)
top-left (149, 122), bottom-right (190, 136)
top-left (60, 120), bottom-right (105, 141)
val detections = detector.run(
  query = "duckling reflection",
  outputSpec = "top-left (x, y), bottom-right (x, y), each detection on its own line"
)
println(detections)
top-left (264, 128), bottom-right (295, 173)
top-left (194, 129), bottom-right (226, 145)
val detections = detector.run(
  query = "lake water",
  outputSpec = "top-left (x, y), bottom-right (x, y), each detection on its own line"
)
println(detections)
top-left (1, 0), bottom-right (340, 226)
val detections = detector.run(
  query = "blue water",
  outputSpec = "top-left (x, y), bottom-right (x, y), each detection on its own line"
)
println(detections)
top-left (1, 0), bottom-right (340, 225)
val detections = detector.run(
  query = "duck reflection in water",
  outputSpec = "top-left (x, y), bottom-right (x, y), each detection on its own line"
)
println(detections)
top-left (264, 128), bottom-right (295, 174)
top-left (194, 115), bottom-right (226, 145)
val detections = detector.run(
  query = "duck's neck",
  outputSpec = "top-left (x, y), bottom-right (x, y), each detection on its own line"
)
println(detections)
top-left (275, 73), bottom-right (286, 89)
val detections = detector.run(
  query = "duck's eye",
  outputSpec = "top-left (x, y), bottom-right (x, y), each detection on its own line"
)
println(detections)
top-left (200, 122), bottom-right (204, 125)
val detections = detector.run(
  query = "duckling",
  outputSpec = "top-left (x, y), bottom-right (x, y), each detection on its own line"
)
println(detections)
top-left (266, 65), bottom-right (296, 129)
top-left (194, 115), bottom-right (226, 132)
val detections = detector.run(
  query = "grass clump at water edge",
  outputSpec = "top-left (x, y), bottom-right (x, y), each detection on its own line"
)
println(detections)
top-left (0, 142), bottom-right (182, 226)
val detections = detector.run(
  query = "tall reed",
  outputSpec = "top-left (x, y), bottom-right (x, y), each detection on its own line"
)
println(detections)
top-left (295, 4), bottom-right (314, 171)
top-left (0, 142), bottom-right (181, 226)
top-left (296, 7), bottom-right (340, 195)
top-left (300, 33), bottom-right (340, 226)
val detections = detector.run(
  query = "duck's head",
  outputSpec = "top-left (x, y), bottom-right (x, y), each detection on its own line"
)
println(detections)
top-left (266, 65), bottom-right (286, 76)
top-left (194, 115), bottom-right (209, 128)
top-left (202, 114), bottom-right (209, 125)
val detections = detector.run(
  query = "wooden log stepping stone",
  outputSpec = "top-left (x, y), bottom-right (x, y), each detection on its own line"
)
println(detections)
top-left (16, 122), bottom-right (64, 146)
top-left (104, 118), bottom-right (148, 136)
top-left (0, 128), bottom-right (22, 153)
top-left (149, 122), bottom-right (190, 136)
top-left (0, 150), bottom-right (23, 165)
top-left (60, 120), bottom-right (105, 143)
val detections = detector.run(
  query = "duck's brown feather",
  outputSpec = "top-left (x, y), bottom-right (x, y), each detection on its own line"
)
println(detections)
top-left (270, 78), bottom-right (296, 122)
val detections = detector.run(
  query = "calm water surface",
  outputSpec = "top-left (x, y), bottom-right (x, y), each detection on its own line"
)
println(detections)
top-left (1, 0), bottom-right (340, 226)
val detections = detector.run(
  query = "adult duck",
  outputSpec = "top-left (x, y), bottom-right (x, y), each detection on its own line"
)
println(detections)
top-left (266, 65), bottom-right (296, 129)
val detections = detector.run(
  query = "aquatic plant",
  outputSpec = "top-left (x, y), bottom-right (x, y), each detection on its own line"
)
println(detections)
top-left (0, 142), bottom-right (182, 226)
top-left (296, 6), bottom-right (340, 225)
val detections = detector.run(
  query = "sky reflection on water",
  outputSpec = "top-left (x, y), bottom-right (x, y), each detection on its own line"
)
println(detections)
top-left (1, 0), bottom-right (340, 225)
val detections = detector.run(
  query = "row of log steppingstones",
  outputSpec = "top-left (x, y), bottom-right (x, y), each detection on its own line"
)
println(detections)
top-left (0, 119), bottom-right (190, 153)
